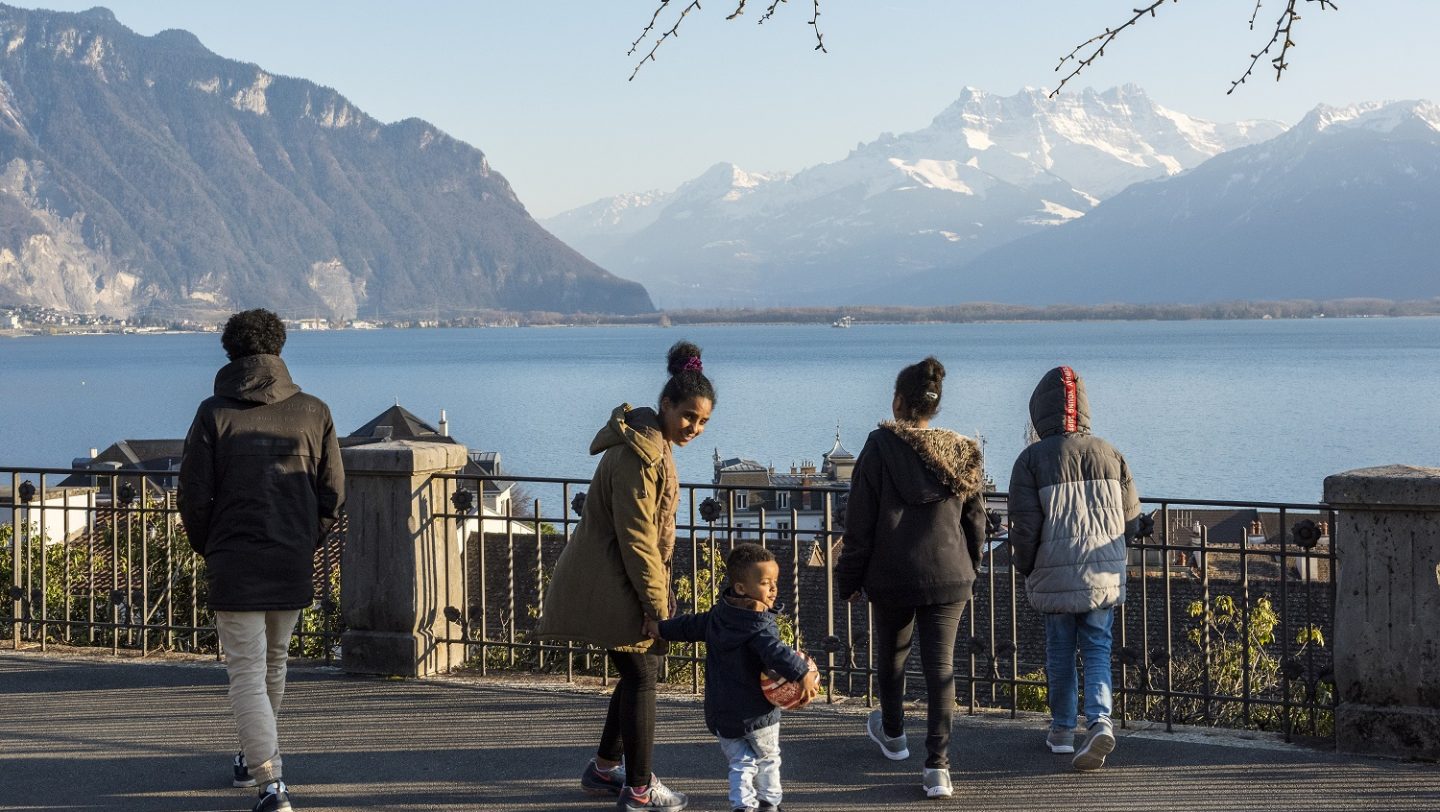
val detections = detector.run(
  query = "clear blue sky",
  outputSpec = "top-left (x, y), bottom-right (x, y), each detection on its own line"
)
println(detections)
top-left (30, 2), bottom-right (1440, 217)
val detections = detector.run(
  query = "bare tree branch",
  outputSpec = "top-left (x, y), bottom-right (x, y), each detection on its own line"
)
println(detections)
top-left (1052, 0), bottom-right (1338, 99)
top-left (629, 2), bottom-right (1335, 88)
top-left (809, 0), bottom-right (827, 53)
top-left (628, 0), bottom-right (675, 57)
top-left (629, 0), bottom-right (704, 82)
top-left (759, 1), bottom-right (787, 24)
top-left (1228, 0), bottom-right (1339, 95)
top-left (1051, 1), bottom-right (1175, 99)
top-left (630, 0), bottom-right (825, 80)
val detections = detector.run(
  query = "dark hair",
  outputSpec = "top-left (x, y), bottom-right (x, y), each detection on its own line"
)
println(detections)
top-left (894, 356), bottom-right (945, 421)
top-left (726, 542), bottom-right (775, 582)
top-left (659, 340), bottom-right (716, 408)
top-left (221, 309), bottom-right (287, 360)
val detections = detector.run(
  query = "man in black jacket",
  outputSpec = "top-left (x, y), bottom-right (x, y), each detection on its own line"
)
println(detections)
top-left (179, 309), bottom-right (344, 812)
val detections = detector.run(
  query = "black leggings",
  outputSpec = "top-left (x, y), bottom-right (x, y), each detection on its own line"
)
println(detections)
top-left (597, 650), bottom-right (659, 787)
top-left (872, 601), bottom-right (967, 769)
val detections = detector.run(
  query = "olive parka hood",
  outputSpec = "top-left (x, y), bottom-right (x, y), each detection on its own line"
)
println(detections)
top-left (537, 404), bottom-right (678, 653)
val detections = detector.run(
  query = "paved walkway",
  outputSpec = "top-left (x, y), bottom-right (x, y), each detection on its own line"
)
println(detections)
top-left (1, 650), bottom-right (1435, 811)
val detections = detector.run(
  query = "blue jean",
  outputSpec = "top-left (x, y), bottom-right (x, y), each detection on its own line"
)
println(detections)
top-left (1044, 608), bottom-right (1114, 731)
top-left (717, 722), bottom-right (782, 809)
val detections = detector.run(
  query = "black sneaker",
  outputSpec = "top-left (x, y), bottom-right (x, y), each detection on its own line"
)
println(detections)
top-left (758, 803), bottom-right (782, 812)
top-left (232, 751), bottom-right (257, 788)
top-left (253, 780), bottom-right (293, 812)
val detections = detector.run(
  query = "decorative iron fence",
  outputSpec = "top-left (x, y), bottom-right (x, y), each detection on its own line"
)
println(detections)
top-left (2, 465), bottom-right (1335, 741)
top-left (430, 473), bottom-right (1336, 742)
top-left (1, 467), bottom-right (344, 663)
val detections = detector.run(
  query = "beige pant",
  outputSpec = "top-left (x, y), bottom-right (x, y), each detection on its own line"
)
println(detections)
top-left (216, 610), bottom-right (301, 786)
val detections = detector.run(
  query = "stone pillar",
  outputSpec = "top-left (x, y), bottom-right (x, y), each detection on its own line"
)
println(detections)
top-left (340, 440), bottom-right (469, 677)
top-left (1324, 464), bottom-right (1440, 759)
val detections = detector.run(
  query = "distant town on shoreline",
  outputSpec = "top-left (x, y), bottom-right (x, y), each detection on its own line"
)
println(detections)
top-left (3, 297), bottom-right (1439, 336)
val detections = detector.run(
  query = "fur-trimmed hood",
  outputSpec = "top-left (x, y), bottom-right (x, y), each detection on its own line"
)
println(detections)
top-left (876, 421), bottom-right (985, 504)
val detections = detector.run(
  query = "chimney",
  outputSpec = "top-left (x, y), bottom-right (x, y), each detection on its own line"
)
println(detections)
top-left (439, 409), bottom-right (449, 437)
top-left (88, 447), bottom-right (98, 459)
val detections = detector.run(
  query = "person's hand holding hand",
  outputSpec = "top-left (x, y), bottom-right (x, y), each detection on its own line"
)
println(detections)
top-left (642, 618), bottom-right (662, 640)
top-left (802, 668), bottom-right (822, 700)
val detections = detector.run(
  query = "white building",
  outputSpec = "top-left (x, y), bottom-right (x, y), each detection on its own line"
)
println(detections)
top-left (2, 484), bottom-right (99, 545)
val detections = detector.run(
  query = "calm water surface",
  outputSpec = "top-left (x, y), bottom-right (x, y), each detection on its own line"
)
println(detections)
top-left (2, 318), bottom-right (1436, 503)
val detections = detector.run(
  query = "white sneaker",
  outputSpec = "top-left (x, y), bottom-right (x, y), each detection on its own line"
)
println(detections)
top-left (866, 709), bottom-right (909, 760)
top-left (1045, 727), bottom-right (1076, 754)
top-left (922, 767), bottom-right (953, 798)
top-left (1072, 720), bottom-right (1116, 771)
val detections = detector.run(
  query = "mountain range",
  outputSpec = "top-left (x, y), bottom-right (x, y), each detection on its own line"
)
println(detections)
top-left (0, 5), bottom-right (652, 319)
top-left (544, 86), bottom-right (1287, 308)
top-left (898, 100), bottom-right (1440, 305)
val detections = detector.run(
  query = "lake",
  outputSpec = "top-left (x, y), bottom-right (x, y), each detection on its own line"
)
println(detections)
top-left (2, 318), bottom-right (1436, 503)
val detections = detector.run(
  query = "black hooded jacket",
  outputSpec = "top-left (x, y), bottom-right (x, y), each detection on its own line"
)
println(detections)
top-left (179, 354), bottom-right (344, 611)
top-left (836, 422), bottom-right (988, 606)
top-left (659, 589), bottom-right (810, 738)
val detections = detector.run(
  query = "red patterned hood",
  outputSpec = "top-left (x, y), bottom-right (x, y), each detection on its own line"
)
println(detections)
top-left (1028, 365), bottom-right (1092, 439)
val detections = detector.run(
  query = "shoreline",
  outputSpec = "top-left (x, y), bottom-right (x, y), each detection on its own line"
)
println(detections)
top-left (5, 299), bottom-right (1439, 336)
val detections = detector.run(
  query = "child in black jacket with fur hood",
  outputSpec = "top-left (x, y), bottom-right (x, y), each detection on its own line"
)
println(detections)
top-left (836, 357), bottom-right (987, 799)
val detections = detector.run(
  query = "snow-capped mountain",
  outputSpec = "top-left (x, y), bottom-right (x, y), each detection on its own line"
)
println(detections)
top-left (544, 86), bottom-right (1284, 308)
top-left (897, 100), bottom-right (1440, 305)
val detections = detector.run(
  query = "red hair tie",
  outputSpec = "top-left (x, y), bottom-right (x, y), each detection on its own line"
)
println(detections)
top-left (682, 357), bottom-right (703, 373)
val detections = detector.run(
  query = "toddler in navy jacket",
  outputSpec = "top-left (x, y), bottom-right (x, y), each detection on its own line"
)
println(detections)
top-left (647, 543), bottom-right (819, 812)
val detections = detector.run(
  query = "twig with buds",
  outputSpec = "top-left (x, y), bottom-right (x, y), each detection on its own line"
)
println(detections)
top-left (630, 0), bottom-right (825, 80)
top-left (1053, 0), bottom-right (1338, 98)
top-left (1228, 0), bottom-right (1339, 95)
top-left (1051, 1), bottom-right (1175, 98)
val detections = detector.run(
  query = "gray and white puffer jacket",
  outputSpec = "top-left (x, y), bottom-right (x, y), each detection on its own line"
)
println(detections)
top-left (1007, 366), bottom-right (1141, 614)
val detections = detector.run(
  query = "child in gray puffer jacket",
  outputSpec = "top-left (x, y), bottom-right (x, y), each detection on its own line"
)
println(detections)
top-left (1008, 366), bottom-right (1141, 771)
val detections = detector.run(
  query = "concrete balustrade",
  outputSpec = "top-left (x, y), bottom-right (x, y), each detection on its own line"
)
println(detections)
top-left (1325, 464), bottom-right (1440, 760)
top-left (339, 440), bottom-right (469, 677)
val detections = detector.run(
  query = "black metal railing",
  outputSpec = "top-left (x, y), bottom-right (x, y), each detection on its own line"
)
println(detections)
top-left (1, 467), bottom-right (344, 663)
top-left (3, 464), bottom-right (1336, 741)
top-left (428, 473), bottom-right (1337, 742)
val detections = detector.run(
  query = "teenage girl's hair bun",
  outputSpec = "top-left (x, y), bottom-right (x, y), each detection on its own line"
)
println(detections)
top-left (920, 356), bottom-right (946, 384)
top-left (666, 341), bottom-right (703, 377)
top-left (659, 339), bottom-right (717, 407)
top-left (894, 356), bottom-right (945, 421)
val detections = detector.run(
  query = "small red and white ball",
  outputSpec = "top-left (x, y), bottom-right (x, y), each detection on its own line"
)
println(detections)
top-left (761, 651), bottom-right (818, 710)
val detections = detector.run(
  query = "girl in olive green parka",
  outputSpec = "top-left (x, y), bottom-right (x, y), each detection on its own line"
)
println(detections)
top-left (536, 342), bottom-right (715, 812)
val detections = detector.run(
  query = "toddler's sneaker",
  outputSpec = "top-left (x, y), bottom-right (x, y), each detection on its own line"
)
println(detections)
top-left (616, 777), bottom-right (688, 811)
top-left (922, 767), bottom-right (953, 798)
top-left (1045, 727), bottom-right (1076, 754)
top-left (733, 807), bottom-right (759, 812)
top-left (757, 803), bottom-right (782, 812)
top-left (232, 750), bottom-right (257, 788)
top-left (253, 780), bottom-right (293, 812)
top-left (1072, 719), bottom-right (1116, 771)
top-left (581, 758), bottom-right (626, 795)
top-left (866, 709), bottom-right (910, 760)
